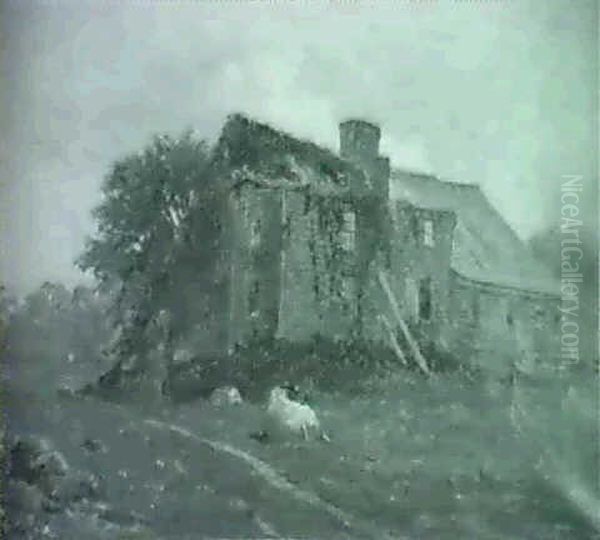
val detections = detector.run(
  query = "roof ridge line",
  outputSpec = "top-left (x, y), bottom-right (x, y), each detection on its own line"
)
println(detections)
top-left (450, 268), bottom-right (559, 297)
top-left (391, 168), bottom-right (480, 188)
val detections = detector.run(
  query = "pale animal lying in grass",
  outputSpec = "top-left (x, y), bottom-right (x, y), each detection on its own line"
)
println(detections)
top-left (264, 386), bottom-right (329, 442)
top-left (209, 386), bottom-right (243, 406)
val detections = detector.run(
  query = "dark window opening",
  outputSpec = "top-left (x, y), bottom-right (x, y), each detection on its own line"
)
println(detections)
top-left (303, 193), bottom-right (311, 215)
top-left (419, 277), bottom-right (432, 321)
top-left (411, 214), bottom-right (420, 242)
top-left (423, 219), bottom-right (434, 246)
top-left (319, 162), bottom-right (335, 177)
top-left (532, 305), bottom-right (545, 328)
top-left (282, 216), bottom-right (292, 238)
top-left (506, 312), bottom-right (514, 326)
top-left (472, 295), bottom-right (480, 320)
top-left (250, 220), bottom-right (261, 248)
top-left (248, 281), bottom-right (260, 316)
top-left (384, 245), bottom-right (392, 269)
top-left (340, 206), bottom-right (356, 252)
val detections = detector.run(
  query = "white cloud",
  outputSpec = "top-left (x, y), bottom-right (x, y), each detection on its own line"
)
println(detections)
top-left (382, 134), bottom-right (434, 177)
top-left (0, 0), bottom-right (595, 294)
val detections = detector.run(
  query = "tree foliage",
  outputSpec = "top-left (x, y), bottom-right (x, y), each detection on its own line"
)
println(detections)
top-left (5, 282), bottom-right (111, 394)
top-left (78, 130), bottom-right (225, 369)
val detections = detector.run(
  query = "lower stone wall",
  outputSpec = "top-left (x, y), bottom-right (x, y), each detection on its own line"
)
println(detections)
top-left (277, 190), bottom-right (358, 343)
top-left (276, 189), bottom-right (323, 342)
top-left (447, 271), bottom-right (561, 377)
top-left (227, 183), bottom-right (561, 378)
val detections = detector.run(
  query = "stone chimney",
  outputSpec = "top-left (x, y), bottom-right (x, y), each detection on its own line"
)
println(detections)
top-left (339, 119), bottom-right (389, 199)
top-left (339, 119), bottom-right (380, 162)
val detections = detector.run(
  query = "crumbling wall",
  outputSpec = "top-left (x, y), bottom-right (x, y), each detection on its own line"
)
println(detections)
top-left (363, 202), bottom-right (456, 348)
top-left (447, 271), bottom-right (561, 376)
top-left (355, 200), bottom-right (457, 371)
top-left (275, 188), bottom-right (322, 341)
top-left (228, 183), bottom-right (282, 346)
top-left (446, 273), bottom-right (480, 362)
top-left (277, 189), bottom-right (359, 343)
top-left (526, 295), bottom-right (562, 369)
top-left (228, 182), bottom-right (364, 347)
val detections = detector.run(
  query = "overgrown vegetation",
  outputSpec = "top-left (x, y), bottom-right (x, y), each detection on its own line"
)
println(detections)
top-left (76, 131), bottom-right (228, 395)
top-left (215, 114), bottom-right (358, 186)
top-left (3, 282), bottom-right (111, 396)
top-left (3, 276), bottom-right (597, 538)
top-left (165, 336), bottom-right (478, 404)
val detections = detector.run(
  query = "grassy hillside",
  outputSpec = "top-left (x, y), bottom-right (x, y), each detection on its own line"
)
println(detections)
top-left (4, 360), bottom-right (598, 539)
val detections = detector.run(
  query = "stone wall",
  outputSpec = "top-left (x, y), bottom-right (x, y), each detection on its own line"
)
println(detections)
top-left (217, 114), bottom-right (563, 378)
top-left (277, 189), bottom-right (364, 343)
top-left (227, 183), bottom-right (283, 346)
top-left (447, 271), bottom-right (561, 376)
top-left (226, 177), bottom-right (561, 379)
top-left (229, 182), bottom-right (369, 347)
top-left (228, 177), bottom-right (467, 362)
top-left (349, 200), bottom-right (457, 367)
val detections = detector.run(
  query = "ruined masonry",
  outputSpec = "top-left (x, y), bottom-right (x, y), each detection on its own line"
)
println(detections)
top-left (212, 114), bottom-right (560, 376)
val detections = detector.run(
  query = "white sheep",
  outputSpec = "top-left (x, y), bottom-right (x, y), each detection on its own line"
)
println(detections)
top-left (266, 386), bottom-right (327, 441)
top-left (209, 386), bottom-right (243, 406)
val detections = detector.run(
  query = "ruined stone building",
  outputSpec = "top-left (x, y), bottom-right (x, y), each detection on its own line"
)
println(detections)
top-left (212, 114), bottom-right (560, 376)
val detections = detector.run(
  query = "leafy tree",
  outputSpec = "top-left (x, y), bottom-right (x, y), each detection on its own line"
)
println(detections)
top-left (0, 283), bottom-right (16, 347)
top-left (5, 282), bottom-right (111, 395)
top-left (77, 130), bottom-right (225, 392)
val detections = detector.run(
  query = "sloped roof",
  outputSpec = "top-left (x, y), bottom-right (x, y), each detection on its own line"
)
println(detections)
top-left (213, 114), bottom-right (366, 193)
top-left (391, 170), bottom-right (560, 295)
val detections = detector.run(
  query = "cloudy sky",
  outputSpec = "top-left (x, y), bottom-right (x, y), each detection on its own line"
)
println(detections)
top-left (1, 0), bottom-right (596, 296)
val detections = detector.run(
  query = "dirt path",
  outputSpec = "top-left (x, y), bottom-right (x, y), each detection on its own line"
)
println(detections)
top-left (8, 393), bottom-right (382, 539)
top-left (143, 418), bottom-right (393, 540)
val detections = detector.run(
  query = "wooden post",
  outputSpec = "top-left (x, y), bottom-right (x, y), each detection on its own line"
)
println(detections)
top-left (377, 269), bottom-right (431, 376)
top-left (379, 314), bottom-right (407, 366)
